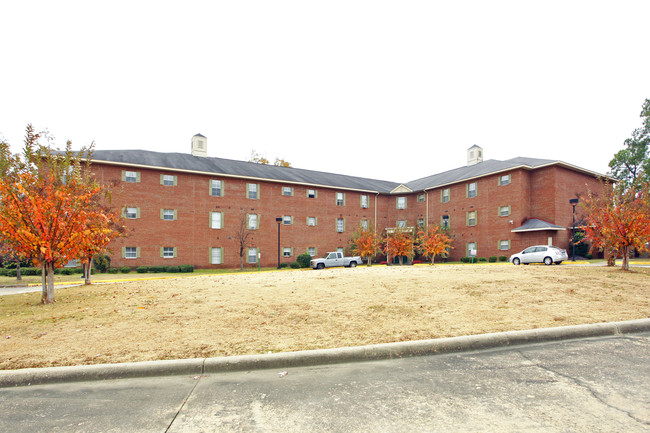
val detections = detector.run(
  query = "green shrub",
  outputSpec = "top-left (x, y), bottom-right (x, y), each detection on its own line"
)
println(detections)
top-left (120, 267), bottom-right (131, 274)
top-left (21, 267), bottom-right (41, 276)
top-left (498, 256), bottom-right (508, 262)
top-left (136, 266), bottom-right (149, 273)
top-left (585, 253), bottom-right (593, 260)
top-left (53, 268), bottom-right (61, 274)
top-left (460, 256), bottom-right (469, 263)
top-left (488, 256), bottom-right (497, 263)
top-left (179, 264), bottom-right (194, 273)
top-left (165, 266), bottom-right (181, 273)
top-left (0, 268), bottom-right (8, 276)
top-left (93, 254), bottom-right (111, 273)
top-left (60, 268), bottom-right (74, 275)
top-left (279, 263), bottom-right (289, 269)
top-left (5, 269), bottom-right (17, 277)
top-left (149, 265), bottom-right (166, 273)
top-left (478, 257), bottom-right (487, 262)
top-left (296, 253), bottom-right (312, 268)
top-left (289, 262), bottom-right (301, 269)
top-left (107, 268), bottom-right (119, 274)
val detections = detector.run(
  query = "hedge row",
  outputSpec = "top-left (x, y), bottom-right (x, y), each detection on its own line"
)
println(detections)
top-left (135, 265), bottom-right (194, 274)
top-left (0, 267), bottom-right (85, 277)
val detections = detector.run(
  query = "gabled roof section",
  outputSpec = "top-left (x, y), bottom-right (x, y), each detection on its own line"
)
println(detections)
top-left (511, 218), bottom-right (566, 232)
top-left (88, 149), bottom-right (401, 193)
top-left (390, 184), bottom-right (413, 194)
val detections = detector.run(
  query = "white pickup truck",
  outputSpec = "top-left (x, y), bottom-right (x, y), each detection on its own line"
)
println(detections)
top-left (310, 252), bottom-right (363, 269)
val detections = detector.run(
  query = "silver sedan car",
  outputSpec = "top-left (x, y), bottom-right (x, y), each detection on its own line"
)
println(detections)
top-left (509, 245), bottom-right (568, 265)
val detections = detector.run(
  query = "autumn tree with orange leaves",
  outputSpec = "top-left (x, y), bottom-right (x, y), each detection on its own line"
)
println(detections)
top-left (0, 125), bottom-right (124, 303)
top-left (349, 224), bottom-right (382, 266)
top-left (416, 225), bottom-right (453, 264)
top-left (383, 227), bottom-right (414, 265)
top-left (581, 180), bottom-right (650, 271)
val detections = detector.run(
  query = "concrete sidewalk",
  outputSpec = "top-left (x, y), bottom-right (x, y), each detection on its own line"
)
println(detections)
top-left (1, 330), bottom-right (648, 432)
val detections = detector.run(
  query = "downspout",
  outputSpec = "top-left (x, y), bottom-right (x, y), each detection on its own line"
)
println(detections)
top-left (374, 192), bottom-right (379, 231)
top-left (425, 190), bottom-right (429, 226)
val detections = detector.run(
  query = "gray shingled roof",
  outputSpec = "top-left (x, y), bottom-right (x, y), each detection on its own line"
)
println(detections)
top-left (511, 218), bottom-right (567, 232)
top-left (86, 150), bottom-right (598, 194)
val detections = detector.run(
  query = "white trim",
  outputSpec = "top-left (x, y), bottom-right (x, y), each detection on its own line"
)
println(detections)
top-left (511, 227), bottom-right (567, 233)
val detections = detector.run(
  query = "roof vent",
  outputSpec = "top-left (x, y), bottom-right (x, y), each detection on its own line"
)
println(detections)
top-left (191, 133), bottom-right (207, 157)
top-left (467, 144), bottom-right (483, 166)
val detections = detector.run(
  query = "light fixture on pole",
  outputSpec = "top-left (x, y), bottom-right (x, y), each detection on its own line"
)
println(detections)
top-left (569, 198), bottom-right (579, 261)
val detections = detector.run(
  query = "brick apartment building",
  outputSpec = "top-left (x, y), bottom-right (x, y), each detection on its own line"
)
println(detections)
top-left (88, 136), bottom-right (604, 268)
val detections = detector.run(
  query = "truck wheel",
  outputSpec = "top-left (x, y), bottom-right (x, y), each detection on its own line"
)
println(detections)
top-left (349, 261), bottom-right (357, 268)
top-left (317, 263), bottom-right (324, 270)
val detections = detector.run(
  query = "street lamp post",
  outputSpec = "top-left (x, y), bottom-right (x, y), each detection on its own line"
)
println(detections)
top-left (570, 198), bottom-right (579, 261)
top-left (276, 217), bottom-right (282, 269)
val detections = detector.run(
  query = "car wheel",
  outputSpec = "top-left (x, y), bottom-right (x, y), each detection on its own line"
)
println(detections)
top-left (349, 261), bottom-right (357, 268)
top-left (544, 257), bottom-right (553, 265)
top-left (512, 258), bottom-right (520, 265)
top-left (317, 263), bottom-right (324, 270)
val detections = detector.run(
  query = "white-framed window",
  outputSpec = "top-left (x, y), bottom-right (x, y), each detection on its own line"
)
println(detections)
top-left (361, 195), bottom-right (369, 208)
top-left (441, 188), bottom-right (450, 203)
top-left (360, 219), bottom-right (369, 230)
top-left (417, 193), bottom-right (425, 203)
top-left (210, 212), bottom-right (223, 229)
top-left (162, 247), bottom-right (175, 258)
top-left (499, 240), bottom-right (511, 250)
top-left (499, 205), bottom-right (511, 217)
top-left (307, 247), bottom-right (316, 257)
top-left (499, 174), bottom-right (511, 186)
top-left (282, 186), bottom-right (293, 196)
top-left (337, 247), bottom-right (345, 254)
top-left (397, 220), bottom-right (407, 229)
top-left (162, 209), bottom-right (176, 221)
top-left (125, 207), bottom-right (138, 219)
top-left (161, 175), bottom-right (176, 186)
top-left (247, 183), bottom-right (259, 199)
top-left (467, 182), bottom-right (477, 198)
top-left (336, 218), bottom-right (345, 233)
top-left (211, 247), bottom-right (223, 264)
top-left (467, 242), bottom-right (477, 257)
top-left (336, 192), bottom-right (345, 206)
top-left (397, 197), bottom-right (407, 210)
top-left (247, 248), bottom-right (258, 264)
top-left (247, 214), bottom-right (258, 230)
top-left (467, 211), bottom-right (477, 226)
top-left (307, 189), bottom-right (317, 198)
top-left (282, 215), bottom-right (293, 225)
top-left (441, 215), bottom-right (450, 229)
top-left (210, 180), bottom-right (223, 197)
top-left (307, 217), bottom-right (317, 226)
top-left (283, 247), bottom-right (293, 258)
top-left (124, 247), bottom-right (138, 259)
top-left (417, 218), bottom-right (425, 228)
top-left (123, 170), bottom-right (139, 183)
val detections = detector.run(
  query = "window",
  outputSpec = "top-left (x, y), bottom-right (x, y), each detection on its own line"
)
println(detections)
top-left (162, 247), bottom-right (175, 258)
top-left (441, 188), bottom-right (450, 203)
top-left (336, 192), bottom-right (345, 206)
top-left (417, 193), bottom-right (425, 203)
top-left (282, 215), bottom-right (293, 225)
top-left (337, 247), bottom-right (345, 255)
top-left (247, 248), bottom-right (258, 264)
top-left (125, 207), bottom-right (139, 219)
top-left (210, 212), bottom-right (223, 229)
top-left (417, 218), bottom-right (425, 228)
top-left (162, 209), bottom-right (176, 221)
top-left (307, 217), bottom-right (317, 226)
top-left (161, 175), bottom-right (176, 186)
top-left (467, 211), bottom-right (477, 226)
top-left (499, 240), bottom-right (511, 250)
top-left (123, 170), bottom-right (139, 183)
top-left (210, 180), bottom-right (223, 197)
top-left (360, 219), bottom-right (369, 230)
top-left (467, 182), bottom-right (477, 198)
top-left (499, 206), bottom-right (511, 217)
top-left (499, 174), bottom-right (511, 186)
top-left (247, 214), bottom-right (258, 230)
top-left (396, 220), bottom-right (407, 229)
top-left (211, 247), bottom-right (223, 264)
top-left (361, 195), bottom-right (369, 208)
top-left (283, 247), bottom-right (293, 257)
top-left (307, 247), bottom-right (316, 257)
top-left (124, 247), bottom-right (138, 259)
top-left (467, 242), bottom-right (477, 257)
top-left (307, 189), bottom-right (317, 198)
top-left (336, 218), bottom-right (345, 232)
top-left (441, 215), bottom-right (450, 229)
top-left (397, 197), bottom-right (407, 210)
top-left (247, 183), bottom-right (259, 199)
top-left (282, 186), bottom-right (293, 196)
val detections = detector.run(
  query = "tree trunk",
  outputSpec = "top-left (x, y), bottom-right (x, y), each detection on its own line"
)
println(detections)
top-left (622, 246), bottom-right (630, 271)
top-left (84, 258), bottom-right (92, 285)
top-left (431, 255), bottom-right (435, 265)
top-left (41, 262), bottom-right (55, 304)
top-left (16, 262), bottom-right (22, 281)
top-left (41, 264), bottom-right (46, 300)
top-left (240, 253), bottom-right (244, 270)
top-left (366, 255), bottom-right (371, 266)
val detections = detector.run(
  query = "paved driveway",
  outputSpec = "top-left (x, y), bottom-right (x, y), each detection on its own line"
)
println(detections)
top-left (1, 332), bottom-right (648, 432)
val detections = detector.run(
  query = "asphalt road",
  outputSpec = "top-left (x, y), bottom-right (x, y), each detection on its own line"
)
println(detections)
top-left (1, 332), bottom-right (648, 433)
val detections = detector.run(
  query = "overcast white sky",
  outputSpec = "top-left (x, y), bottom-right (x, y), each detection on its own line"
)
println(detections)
top-left (1, 1), bottom-right (648, 183)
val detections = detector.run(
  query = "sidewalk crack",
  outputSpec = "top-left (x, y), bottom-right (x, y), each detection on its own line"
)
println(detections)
top-left (164, 374), bottom-right (203, 433)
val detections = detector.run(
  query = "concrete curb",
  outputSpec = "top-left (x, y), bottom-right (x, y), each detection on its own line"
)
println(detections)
top-left (2, 318), bottom-right (649, 388)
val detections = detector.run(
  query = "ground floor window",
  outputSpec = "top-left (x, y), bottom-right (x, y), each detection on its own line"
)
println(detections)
top-left (307, 247), bottom-right (316, 257)
top-left (467, 242), bottom-right (477, 257)
top-left (499, 240), bottom-right (511, 250)
top-left (211, 247), bottom-right (223, 264)
top-left (163, 247), bottom-right (175, 258)
top-left (247, 248), bottom-right (257, 264)
top-left (283, 247), bottom-right (293, 257)
top-left (125, 247), bottom-right (138, 259)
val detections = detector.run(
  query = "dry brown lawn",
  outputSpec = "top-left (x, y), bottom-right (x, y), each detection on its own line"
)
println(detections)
top-left (1, 264), bottom-right (648, 370)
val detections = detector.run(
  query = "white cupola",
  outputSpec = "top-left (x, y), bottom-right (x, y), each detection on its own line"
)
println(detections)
top-left (467, 144), bottom-right (483, 166)
top-left (191, 133), bottom-right (207, 157)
